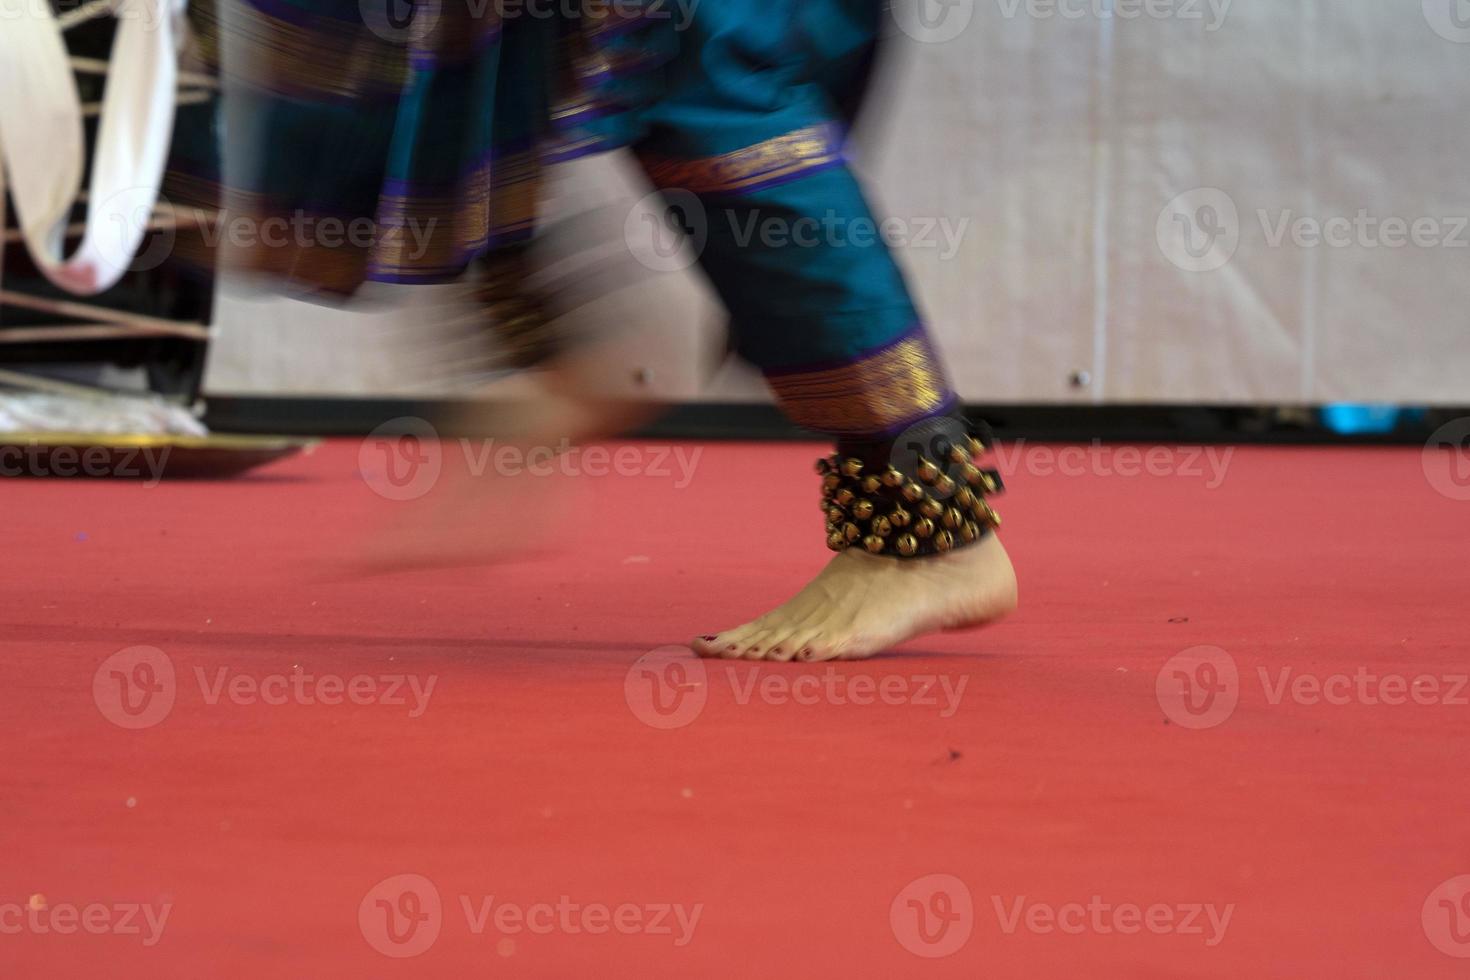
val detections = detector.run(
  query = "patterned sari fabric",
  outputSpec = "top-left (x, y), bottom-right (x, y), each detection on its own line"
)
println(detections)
top-left (194, 0), bottom-right (957, 439)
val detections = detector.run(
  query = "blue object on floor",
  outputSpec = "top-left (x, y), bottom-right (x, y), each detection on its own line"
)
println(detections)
top-left (1320, 404), bottom-right (1424, 435)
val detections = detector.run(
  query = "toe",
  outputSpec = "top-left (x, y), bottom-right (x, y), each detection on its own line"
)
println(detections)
top-left (796, 637), bottom-right (844, 663)
top-left (759, 625), bottom-right (806, 663)
top-left (691, 634), bottom-right (723, 658)
top-left (739, 628), bottom-right (779, 660)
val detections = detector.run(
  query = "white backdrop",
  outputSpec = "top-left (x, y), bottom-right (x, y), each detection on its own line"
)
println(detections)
top-left (203, 0), bottom-right (1470, 405)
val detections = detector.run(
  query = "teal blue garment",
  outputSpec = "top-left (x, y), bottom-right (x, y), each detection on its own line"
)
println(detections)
top-left (202, 0), bottom-right (954, 436)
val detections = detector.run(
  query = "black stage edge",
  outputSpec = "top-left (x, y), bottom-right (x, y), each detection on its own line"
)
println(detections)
top-left (204, 397), bottom-right (1465, 445)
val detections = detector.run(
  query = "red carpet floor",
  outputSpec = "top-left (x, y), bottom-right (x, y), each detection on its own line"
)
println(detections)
top-left (4, 438), bottom-right (1469, 978)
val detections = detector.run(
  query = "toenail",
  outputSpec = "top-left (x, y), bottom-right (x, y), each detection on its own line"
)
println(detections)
top-left (770, 648), bottom-right (782, 655)
top-left (700, 635), bottom-right (717, 641)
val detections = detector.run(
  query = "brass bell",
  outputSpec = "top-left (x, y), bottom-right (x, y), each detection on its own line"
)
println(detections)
top-left (889, 507), bottom-right (912, 528)
top-left (822, 474), bottom-right (841, 491)
top-left (902, 482), bottom-right (925, 503)
top-left (815, 458), bottom-right (831, 475)
top-left (871, 516), bottom-right (892, 537)
top-left (933, 530), bottom-right (954, 552)
top-left (834, 488), bottom-right (856, 507)
top-left (980, 471), bottom-right (999, 493)
top-left (882, 467), bottom-right (904, 487)
top-left (827, 531), bottom-right (846, 551)
top-left (918, 498), bottom-right (944, 520)
top-left (914, 518), bottom-right (935, 539)
top-left (896, 534), bottom-right (918, 557)
top-left (954, 487), bottom-right (975, 509)
top-left (967, 435), bottom-right (986, 456)
top-left (852, 499), bottom-right (875, 520)
top-left (863, 535), bottom-right (885, 554)
top-left (942, 507), bottom-right (962, 530)
top-left (961, 463), bottom-right (982, 485)
top-left (948, 444), bottom-right (969, 465)
top-left (934, 474), bottom-right (956, 496)
top-left (959, 521), bottom-right (978, 542)
top-left (861, 475), bottom-right (882, 494)
top-left (977, 502), bottom-right (1000, 527)
top-left (843, 522), bottom-right (862, 542)
top-left (826, 506), bottom-right (845, 525)
top-left (917, 458), bottom-right (940, 483)
top-left (840, 458), bottom-right (864, 478)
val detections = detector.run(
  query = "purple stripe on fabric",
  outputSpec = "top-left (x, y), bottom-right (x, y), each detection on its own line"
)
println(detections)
top-left (861, 393), bottom-right (961, 439)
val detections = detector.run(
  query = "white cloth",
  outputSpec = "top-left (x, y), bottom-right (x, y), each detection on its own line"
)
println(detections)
top-left (0, 0), bottom-right (181, 296)
top-left (0, 390), bottom-right (207, 436)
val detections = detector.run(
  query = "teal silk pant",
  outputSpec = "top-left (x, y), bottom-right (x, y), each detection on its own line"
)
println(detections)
top-left (185, 0), bottom-right (957, 437)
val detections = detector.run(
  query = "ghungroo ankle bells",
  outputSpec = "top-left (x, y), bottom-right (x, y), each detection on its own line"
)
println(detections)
top-left (817, 420), bottom-right (1003, 559)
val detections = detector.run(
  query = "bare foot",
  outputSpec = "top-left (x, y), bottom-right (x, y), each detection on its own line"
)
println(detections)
top-left (345, 350), bottom-right (660, 575)
top-left (691, 534), bottom-right (1018, 662)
